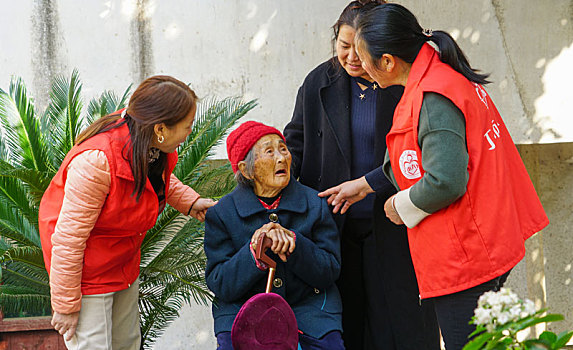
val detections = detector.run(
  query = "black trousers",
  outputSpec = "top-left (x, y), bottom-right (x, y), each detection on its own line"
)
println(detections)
top-left (337, 217), bottom-right (440, 350)
top-left (337, 218), bottom-right (392, 350)
top-left (431, 270), bottom-right (510, 350)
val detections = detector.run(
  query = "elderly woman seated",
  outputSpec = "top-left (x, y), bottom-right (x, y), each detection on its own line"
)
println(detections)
top-left (204, 121), bottom-right (344, 350)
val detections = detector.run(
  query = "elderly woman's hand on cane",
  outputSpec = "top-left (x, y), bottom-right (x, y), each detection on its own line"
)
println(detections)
top-left (251, 222), bottom-right (296, 262)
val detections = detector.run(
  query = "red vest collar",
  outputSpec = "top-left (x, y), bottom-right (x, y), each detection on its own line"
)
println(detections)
top-left (405, 44), bottom-right (436, 94)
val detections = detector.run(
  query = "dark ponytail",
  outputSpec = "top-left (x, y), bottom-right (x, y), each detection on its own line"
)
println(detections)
top-left (428, 30), bottom-right (490, 84)
top-left (356, 3), bottom-right (490, 85)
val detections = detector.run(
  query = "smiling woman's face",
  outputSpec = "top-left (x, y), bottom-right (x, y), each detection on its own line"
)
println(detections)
top-left (336, 24), bottom-right (371, 80)
top-left (152, 105), bottom-right (196, 153)
top-left (250, 134), bottom-right (291, 197)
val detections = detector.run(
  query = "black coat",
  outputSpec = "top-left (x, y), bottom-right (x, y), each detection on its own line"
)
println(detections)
top-left (284, 60), bottom-right (402, 207)
top-left (284, 60), bottom-right (440, 350)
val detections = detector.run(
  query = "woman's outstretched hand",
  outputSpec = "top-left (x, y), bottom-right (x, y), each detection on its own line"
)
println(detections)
top-left (52, 311), bottom-right (80, 341)
top-left (189, 198), bottom-right (217, 222)
top-left (251, 222), bottom-right (296, 262)
top-left (318, 176), bottom-right (374, 214)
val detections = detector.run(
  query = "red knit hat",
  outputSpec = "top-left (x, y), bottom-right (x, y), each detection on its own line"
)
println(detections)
top-left (227, 121), bottom-right (286, 173)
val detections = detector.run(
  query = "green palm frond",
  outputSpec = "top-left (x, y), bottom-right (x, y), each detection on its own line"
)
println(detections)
top-left (144, 219), bottom-right (207, 283)
top-left (0, 77), bottom-right (50, 172)
top-left (0, 88), bottom-right (22, 163)
top-left (0, 246), bottom-right (45, 270)
top-left (0, 225), bottom-right (38, 251)
top-left (0, 285), bottom-right (51, 317)
top-left (11, 77), bottom-right (50, 172)
top-left (43, 69), bottom-right (84, 168)
top-left (0, 177), bottom-right (40, 246)
top-left (187, 162), bottom-right (236, 198)
top-left (0, 247), bottom-right (50, 316)
top-left (0, 160), bottom-right (52, 206)
top-left (139, 289), bottom-right (183, 346)
top-left (86, 85), bottom-right (131, 124)
top-left (140, 207), bottom-right (187, 263)
top-left (0, 172), bottom-right (37, 218)
top-left (1, 262), bottom-right (49, 291)
top-left (140, 213), bottom-right (212, 306)
top-left (141, 229), bottom-right (211, 307)
top-left (140, 221), bottom-right (212, 348)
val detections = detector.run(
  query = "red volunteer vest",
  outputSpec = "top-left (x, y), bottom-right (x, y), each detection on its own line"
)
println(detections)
top-left (39, 121), bottom-right (178, 295)
top-left (387, 44), bottom-right (548, 298)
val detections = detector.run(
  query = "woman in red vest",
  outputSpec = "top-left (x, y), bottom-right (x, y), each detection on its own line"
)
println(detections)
top-left (39, 75), bottom-right (216, 349)
top-left (319, 4), bottom-right (549, 349)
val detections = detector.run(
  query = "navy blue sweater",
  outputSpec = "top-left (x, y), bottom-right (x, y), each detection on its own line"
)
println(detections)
top-left (349, 77), bottom-right (391, 218)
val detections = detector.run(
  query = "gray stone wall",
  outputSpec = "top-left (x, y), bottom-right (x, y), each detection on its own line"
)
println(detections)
top-left (514, 143), bottom-right (573, 338)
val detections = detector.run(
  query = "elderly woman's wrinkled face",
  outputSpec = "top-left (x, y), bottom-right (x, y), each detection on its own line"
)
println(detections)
top-left (250, 134), bottom-right (291, 196)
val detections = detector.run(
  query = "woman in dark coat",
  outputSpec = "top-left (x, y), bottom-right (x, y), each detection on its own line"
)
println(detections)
top-left (204, 121), bottom-right (345, 349)
top-left (283, 1), bottom-right (439, 349)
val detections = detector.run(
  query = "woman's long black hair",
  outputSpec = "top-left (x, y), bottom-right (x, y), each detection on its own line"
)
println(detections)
top-left (356, 3), bottom-right (490, 85)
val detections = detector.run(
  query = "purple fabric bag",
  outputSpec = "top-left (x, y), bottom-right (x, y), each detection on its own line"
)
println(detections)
top-left (231, 291), bottom-right (298, 349)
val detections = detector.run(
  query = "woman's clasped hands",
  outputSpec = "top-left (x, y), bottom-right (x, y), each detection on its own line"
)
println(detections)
top-left (250, 222), bottom-right (296, 262)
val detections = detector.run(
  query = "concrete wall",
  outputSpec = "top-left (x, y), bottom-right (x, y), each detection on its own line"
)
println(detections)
top-left (2, 0), bottom-right (572, 147)
top-left (516, 143), bottom-right (573, 339)
top-left (399, 0), bottom-right (573, 144)
top-left (1, 1), bottom-right (571, 349)
top-left (1, 0), bottom-right (345, 159)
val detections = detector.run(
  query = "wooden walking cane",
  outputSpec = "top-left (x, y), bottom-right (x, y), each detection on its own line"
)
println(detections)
top-left (255, 235), bottom-right (277, 293)
top-left (231, 234), bottom-right (298, 349)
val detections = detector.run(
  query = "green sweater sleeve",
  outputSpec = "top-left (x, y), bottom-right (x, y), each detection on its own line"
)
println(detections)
top-left (383, 92), bottom-right (469, 213)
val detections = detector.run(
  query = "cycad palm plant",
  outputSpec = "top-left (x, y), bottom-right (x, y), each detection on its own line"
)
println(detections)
top-left (0, 70), bottom-right (255, 348)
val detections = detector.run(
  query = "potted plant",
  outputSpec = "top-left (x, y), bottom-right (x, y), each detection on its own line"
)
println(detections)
top-left (463, 288), bottom-right (573, 350)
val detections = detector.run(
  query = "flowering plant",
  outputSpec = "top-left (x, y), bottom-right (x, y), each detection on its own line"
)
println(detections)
top-left (463, 288), bottom-right (573, 350)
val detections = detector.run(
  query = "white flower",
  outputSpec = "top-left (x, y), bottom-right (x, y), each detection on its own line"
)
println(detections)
top-left (473, 288), bottom-right (539, 330)
top-left (498, 312), bottom-right (510, 325)
top-left (488, 292), bottom-right (502, 306)
top-left (492, 303), bottom-right (503, 316)
top-left (509, 304), bottom-right (522, 319)
top-left (474, 307), bottom-right (493, 325)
